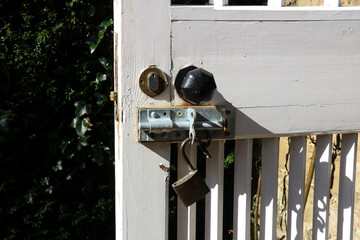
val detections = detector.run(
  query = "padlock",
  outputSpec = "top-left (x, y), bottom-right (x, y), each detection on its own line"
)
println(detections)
top-left (172, 137), bottom-right (210, 207)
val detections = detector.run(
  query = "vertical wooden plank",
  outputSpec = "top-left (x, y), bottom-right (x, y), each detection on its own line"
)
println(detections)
top-left (177, 145), bottom-right (197, 240)
top-left (205, 141), bottom-right (224, 240)
top-left (312, 135), bottom-right (332, 240)
top-left (260, 138), bottom-right (280, 240)
top-left (324, 0), bottom-right (341, 7)
top-left (233, 139), bottom-right (253, 240)
top-left (114, 0), bottom-right (171, 239)
top-left (287, 136), bottom-right (307, 240)
top-left (267, 0), bottom-right (285, 7)
top-left (337, 133), bottom-right (358, 240)
top-left (209, 0), bottom-right (229, 7)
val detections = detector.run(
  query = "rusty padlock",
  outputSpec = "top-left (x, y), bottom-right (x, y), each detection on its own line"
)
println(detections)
top-left (172, 137), bottom-right (211, 207)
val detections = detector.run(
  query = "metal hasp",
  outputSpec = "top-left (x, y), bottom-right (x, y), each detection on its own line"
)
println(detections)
top-left (138, 106), bottom-right (235, 142)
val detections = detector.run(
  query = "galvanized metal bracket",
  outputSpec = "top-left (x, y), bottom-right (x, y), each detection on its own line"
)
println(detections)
top-left (138, 106), bottom-right (235, 142)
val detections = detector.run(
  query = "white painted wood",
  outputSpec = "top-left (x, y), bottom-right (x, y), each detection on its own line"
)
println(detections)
top-left (178, 144), bottom-right (197, 240)
top-left (210, 0), bottom-right (229, 7)
top-left (233, 139), bottom-right (253, 240)
top-left (171, 19), bottom-right (360, 138)
top-left (114, 0), bottom-right (171, 239)
top-left (205, 141), bottom-right (224, 240)
top-left (287, 136), bottom-right (306, 240)
top-left (324, 0), bottom-right (341, 7)
top-left (260, 138), bottom-right (279, 240)
top-left (337, 133), bottom-right (358, 240)
top-left (171, 6), bottom-right (360, 21)
top-left (312, 135), bottom-right (332, 240)
top-left (268, 0), bottom-right (285, 7)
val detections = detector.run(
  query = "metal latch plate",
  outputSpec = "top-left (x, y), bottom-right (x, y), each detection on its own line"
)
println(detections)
top-left (138, 106), bottom-right (235, 142)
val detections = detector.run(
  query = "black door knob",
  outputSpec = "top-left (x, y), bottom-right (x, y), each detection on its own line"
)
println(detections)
top-left (175, 66), bottom-right (217, 105)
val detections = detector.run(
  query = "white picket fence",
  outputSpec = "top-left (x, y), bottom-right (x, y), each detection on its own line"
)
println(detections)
top-left (114, 0), bottom-right (360, 239)
top-left (175, 134), bottom-right (358, 239)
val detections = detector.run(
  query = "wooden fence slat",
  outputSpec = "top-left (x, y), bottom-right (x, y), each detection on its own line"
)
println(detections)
top-left (337, 133), bottom-right (358, 240)
top-left (312, 135), bottom-right (333, 240)
top-left (260, 138), bottom-right (280, 240)
top-left (209, 0), bottom-right (229, 7)
top-left (268, 0), bottom-right (285, 7)
top-left (205, 141), bottom-right (224, 240)
top-left (233, 139), bottom-right (253, 240)
top-left (177, 144), bottom-right (197, 240)
top-left (324, 0), bottom-right (341, 7)
top-left (115, 0), bottom-right (171, 238)
top-left (287, 136), bottom-right (307, 240)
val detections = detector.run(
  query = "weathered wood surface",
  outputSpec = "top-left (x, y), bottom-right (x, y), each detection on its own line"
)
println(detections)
top-left (114, 0), bottom-right (171, 239)
top-left (171, 16), bottom-right (360, 138)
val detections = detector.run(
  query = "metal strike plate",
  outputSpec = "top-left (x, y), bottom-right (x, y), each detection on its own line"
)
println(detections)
top-left (138, 106), bottom-right (235, 142)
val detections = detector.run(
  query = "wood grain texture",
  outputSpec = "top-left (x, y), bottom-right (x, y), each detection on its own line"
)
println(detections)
top-left (171, 19), bottom-right (360, 138)
top-left (114, 0), bottom-right (171, 239)
top-left (233, 139), bottom-right (253, 240)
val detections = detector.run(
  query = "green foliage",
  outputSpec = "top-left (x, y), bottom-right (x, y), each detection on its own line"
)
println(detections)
top-left (0, 0), bottom-right (114, 239)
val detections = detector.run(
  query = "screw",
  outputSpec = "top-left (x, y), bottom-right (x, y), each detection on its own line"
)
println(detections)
top-left (177, 111), bottom-right (183, 117)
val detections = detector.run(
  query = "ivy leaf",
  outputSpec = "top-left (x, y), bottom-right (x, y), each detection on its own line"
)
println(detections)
top-left (74, 102), bottom-right (92, 117)
top-left (87, 19), bottom-right (113, 54)
top-left (71, 117), bottom-right (91, 137)
top-left (95, 73), bottom-right (107, 84)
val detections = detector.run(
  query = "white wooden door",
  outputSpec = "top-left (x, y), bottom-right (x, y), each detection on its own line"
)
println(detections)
top-left (114, 0), bottom-right (360, 239)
